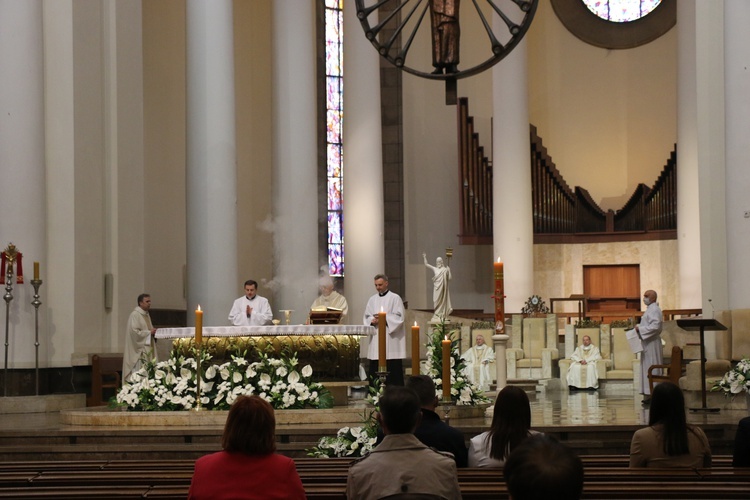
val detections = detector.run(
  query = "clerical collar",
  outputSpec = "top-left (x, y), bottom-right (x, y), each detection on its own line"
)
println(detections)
top-left (247, 296), bottom-right (256, 301)
top-left (379, 290), bottom-right (390, 297)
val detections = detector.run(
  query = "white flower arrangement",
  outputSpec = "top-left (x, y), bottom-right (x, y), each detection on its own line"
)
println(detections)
top-left (116, 350), bottom-right (332, 411)
top-left (712, 357), bottom-right (750, 397)
top-left (307, 411), bottom-right (378, 458)
top-left (424, 321), bottom-right (489, 406)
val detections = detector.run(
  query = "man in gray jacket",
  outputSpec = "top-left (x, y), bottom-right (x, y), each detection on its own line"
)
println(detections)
top-left (347, 386), bottom-right (461, 499)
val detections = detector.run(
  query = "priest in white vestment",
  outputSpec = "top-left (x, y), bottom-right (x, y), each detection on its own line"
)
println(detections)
top-left (363, 274), bottom-right (406, 386)
top-left (122, 293), bottom-right (158, 382)
top-left (310, 276), bottom-right (348, 323)
top-left (566, 335), bottom-right (602, 390)
top-left (461, 335), bottom-right (495, 391)
top-left (636, 289), bottom-right (663, 404)
top-left (228, 279), bottom-right (273, 326)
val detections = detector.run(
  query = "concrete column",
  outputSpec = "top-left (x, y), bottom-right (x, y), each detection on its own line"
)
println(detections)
top-left (0, 0), bottom-right (46, 371)
top-left (343, 6), bottom-right (384, 344)
top-left (272, 1), bottom-right (318, 325)
top-left (676, 1), bottom-right (726, 313)
top-left (492, 33), bottom-right (534, 313)
top-left (186, 0), bottom-right (238, 326)
top-left (724, 0), bottom-right (750, 311)
top-left (492, 334), bottom-right (509, 390)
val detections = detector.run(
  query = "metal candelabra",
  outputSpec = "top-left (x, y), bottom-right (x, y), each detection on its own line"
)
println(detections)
top-left (30, 279), bottom-right (43, 395)
top-left (193, 342), bottom-right (204, 411)
top-left (3, 266), bottom-right (14, 397)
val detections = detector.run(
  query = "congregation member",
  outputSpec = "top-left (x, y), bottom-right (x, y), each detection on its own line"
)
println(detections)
top-left (188, 395), bottom-right (305, 499)
top-left (310, 275), bottom-right (348, 323)
top-left (629, 382), bottom-right (711, 468)
top-left (346, 386), bottom-right (461, 500)
top-left (636, 289), bottom-right (663, 405)
top-left (228, 279), bottom-right (273, 326)
top-left (363, 274), bottom-right (406, 386)
top-left (122, 293), bottom-right (158, 382)
top-left (567, 335), bottom-right (602, 391)
top-left (732, 416), bottom-right (750, 467)
top-left (461, 334), bottom-right (495, 391)
top-left (468, 386), bottom-right (538, 468)
top-left (504, 434), bottom-right (584, 500)
top-left (377, 375), bottom-right (468, 467)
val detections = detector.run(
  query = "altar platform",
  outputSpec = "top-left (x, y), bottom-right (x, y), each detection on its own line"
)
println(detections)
top-left (0, 387), bottom-right (743, 462)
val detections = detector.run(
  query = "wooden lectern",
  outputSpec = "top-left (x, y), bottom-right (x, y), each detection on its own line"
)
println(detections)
top-left (676, 318), bottom-right (727, 413)
top-left (309, 308), bottom-right (343, 325)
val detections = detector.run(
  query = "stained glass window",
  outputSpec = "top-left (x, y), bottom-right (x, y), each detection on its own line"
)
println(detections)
top-left (582, 0), bottom-right (661, 23)
top-left (325, 0), bottom-right (344, 277)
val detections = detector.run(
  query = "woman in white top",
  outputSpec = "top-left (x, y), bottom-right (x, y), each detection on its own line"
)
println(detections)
top-left (468, 385), bottom-right (538, 467)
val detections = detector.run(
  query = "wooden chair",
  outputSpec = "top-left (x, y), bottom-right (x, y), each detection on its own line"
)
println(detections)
top-left (87, 354), bottom-right (123, 407)
top-left (647, 345), bottom-right (683, 393)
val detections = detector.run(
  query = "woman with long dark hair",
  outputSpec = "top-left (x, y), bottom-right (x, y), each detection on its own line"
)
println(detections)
top-left (189, 395), bottom-right (306, 499)
top-left (630, 382), bottom-right (711, 467)
top-left (468, 385), bottom-right (538, 467)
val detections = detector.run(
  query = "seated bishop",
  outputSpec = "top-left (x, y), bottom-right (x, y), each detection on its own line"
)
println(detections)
top-left (567, 335), bottom-right (602, 390)
top-left (461, 334), bottom-right (495, 391)
top-left (310, 276), bottom-right (348, 324)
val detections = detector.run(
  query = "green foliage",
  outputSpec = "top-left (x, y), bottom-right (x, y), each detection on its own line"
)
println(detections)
top-left (574, 318), bottom-right (601, 329)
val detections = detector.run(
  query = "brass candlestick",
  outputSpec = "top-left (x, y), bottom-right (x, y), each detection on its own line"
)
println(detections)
top-left (31, 279), bottom-right (43, 395)
top-left (3, 265), bottom-right (13, 397)
top-left (193, 342), bottom-right (204, 411)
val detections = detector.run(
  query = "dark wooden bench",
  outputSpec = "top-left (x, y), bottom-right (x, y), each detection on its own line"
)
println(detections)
top-left (87, 354), bottom-right (123, 407)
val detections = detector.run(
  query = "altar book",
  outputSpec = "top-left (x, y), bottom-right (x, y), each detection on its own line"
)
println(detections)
top-left (309, 306), bottom-right (343, 325)
top-left (625, 328), bottom-right (643, 354)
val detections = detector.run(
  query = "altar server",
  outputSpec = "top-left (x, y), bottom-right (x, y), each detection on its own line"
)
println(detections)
top-left (363, 274), bottom-right (406, 386)
top-left (229, 280), bottom-right (273, 326)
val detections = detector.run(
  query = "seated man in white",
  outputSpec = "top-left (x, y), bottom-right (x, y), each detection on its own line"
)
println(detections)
top-left (567, 335), bottom-right (602, 391)
top-left (461, 334), bottom-right (495, 391)
top-left (310, 276), bottom-right (348, 323)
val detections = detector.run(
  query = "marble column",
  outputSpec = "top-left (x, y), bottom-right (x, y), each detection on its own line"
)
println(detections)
top-left (491, 33), bottom-right (534, 313)
top-left (0, 0), bottom-right (46, 370)
top-left (272, 1), bottom-right (318, 325)
top-left (492, 334), bottom-right (509, 390)
top-left (185, 0), bottom-right (238, 326)
top-left (343, 6), bottom-right (384, 346)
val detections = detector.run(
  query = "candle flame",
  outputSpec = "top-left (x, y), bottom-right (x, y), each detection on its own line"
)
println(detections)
top-left (496, 257), bottom-right (502, 263)
top-left (197, 305), bottom-right (202, 312)
top-left (414, 321), bottom-right (418, 327)
top-left (380, 307), bottom-right (384, 313)
top-left (445, 335), bottom-right (449, 341)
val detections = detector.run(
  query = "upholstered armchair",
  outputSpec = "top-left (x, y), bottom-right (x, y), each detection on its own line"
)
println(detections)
top-left (506, 314), bottom-right (559, 380)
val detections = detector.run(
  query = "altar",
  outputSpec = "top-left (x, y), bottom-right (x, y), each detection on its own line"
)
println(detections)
top-left (156, 325), bottom-right (374, 381)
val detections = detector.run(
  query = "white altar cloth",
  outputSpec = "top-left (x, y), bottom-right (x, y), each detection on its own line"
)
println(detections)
top-left (156, 325), bottom-right (375, 340)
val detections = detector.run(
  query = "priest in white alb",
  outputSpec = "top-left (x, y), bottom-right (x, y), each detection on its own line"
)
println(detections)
top-left (310, 276), bottom-right (348, 323)
top-left (461, 334), bottom-right (495, 391)
top-left (567, 335), bottom-right (602, 390)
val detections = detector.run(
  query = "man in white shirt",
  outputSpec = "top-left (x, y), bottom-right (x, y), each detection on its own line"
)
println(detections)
top-left (122, 293), bottom-right (158, 382)
top-left (461, 334), bottom-right (495, 391)
top-left (566, 335), bottom-right (602, 390)
top-left (228, 279), bottom-right (273, 326)
top-left (363, 274), bottom-right (405, 386)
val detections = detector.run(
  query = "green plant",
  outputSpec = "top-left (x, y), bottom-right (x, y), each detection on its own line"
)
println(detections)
top-left (574, 318), bottom-right (601, 329)
top-left (470, 321), bottom-right (494, 330)
top-left (610, 319), bottom-right (633, 328)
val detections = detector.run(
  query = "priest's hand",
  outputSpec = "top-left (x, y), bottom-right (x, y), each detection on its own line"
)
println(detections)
top-left (246, 305), bottom-right (252, 317)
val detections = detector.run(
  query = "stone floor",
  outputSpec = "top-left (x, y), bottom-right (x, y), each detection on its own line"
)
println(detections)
top-left (0, 386), bottom-right (745, 460)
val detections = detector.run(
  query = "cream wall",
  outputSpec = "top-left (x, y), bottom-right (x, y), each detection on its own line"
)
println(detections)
top-left (528, 1), bottom-right (677, 211)
top-left (534, 240), bottom-right (679, 312)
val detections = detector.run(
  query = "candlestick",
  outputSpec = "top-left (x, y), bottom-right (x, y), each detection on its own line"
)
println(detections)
top-left (411, 322), bottom-right (420, 375)
top-left (195, 306), bottom-right (203, 344)
top-left (441, 335), bottom-right (452, 402)
top-left (33, 262), bottom-right (39, 281)
top-left (494, 257), bottom-right (505, 335)
top-left (378, 310), bottom-right (387, 371)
